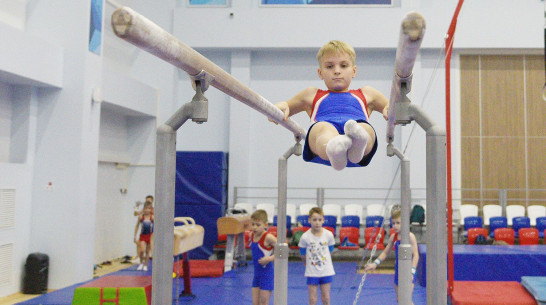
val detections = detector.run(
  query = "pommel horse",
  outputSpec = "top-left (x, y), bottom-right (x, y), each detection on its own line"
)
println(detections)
top-left (217, 214), bottom-right (251, 272)
top-left (173, 217), bottom-right (204, 297)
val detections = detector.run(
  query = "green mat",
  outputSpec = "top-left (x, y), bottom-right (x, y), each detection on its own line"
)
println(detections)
top-left (72, 287), bottom-right (147, 305)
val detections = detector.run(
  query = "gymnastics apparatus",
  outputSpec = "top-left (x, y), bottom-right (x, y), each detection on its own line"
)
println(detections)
top-left (111, 7), bottom-right (448, 305)
top-left (217, 212), bottom-right (251, 272)
top-left (173, 217), bottom-right (204, 298)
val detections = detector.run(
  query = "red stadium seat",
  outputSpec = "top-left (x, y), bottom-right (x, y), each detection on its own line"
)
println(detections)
top-left (215, 233), bottom-right (228, 249)
top-left (292, 226), bottom-right (310, 234)
top-left (244, 230), bottom-right (252, 249)
top-left (267, 226), bottom-right (278, 237)
top-left (467, 227), bottom-right (488, 245)
top-left (518, 228), bottom-right (539, 245)
top-left (494, 228), bottom-right (515, 245)
top-left (364, 227), bottom-right (385, 250)
top-left (338, 227), bottom-right (360, 250)
top-left (324, 226), bottom-right (336, 237)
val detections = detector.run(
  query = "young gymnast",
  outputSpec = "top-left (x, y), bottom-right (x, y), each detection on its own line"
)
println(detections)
top-left (134, 201), bottom-right (154, 271)
top-left (134, 195), bottom-right (155, 260)
top-left (134, 195), bottom-right (154, 216)
top-left (298, 207), bottom-right (336, 305)
top-left (249, 209), bottom-right (277, 305)
top-left (272, 40), bottom-right (389, 171)
top-left (364, 204), bottom-right (420, 304)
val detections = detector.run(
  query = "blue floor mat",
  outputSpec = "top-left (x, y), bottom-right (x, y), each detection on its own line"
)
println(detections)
top-left (16, 262), bottom-right (426, 305)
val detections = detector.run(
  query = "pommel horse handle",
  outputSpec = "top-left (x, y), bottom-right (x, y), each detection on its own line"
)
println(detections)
top-left (173, 217), bottom-right (204, 256)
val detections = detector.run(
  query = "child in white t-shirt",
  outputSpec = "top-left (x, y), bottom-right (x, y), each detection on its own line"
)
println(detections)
top-left (298, 207), bottom-right (336, 305)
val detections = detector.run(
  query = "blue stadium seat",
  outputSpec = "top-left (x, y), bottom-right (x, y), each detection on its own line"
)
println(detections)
top-left (323, 215), bottom-right (337, 236)
top-left (296, 215), bottom-right (310, 227)
top-left (273, 215), bottom-right (292, 231)
top-left (366, 215), bottom-right (384, 228)
top-left (341, 215), bottom-right (360, 228)
top-left (536, 217), bottom-right (546, 239)
top-left (512, 216), bottom-right (530, 238)
top-left (463, 216), bottom-right (483, 237)
top-left (488, 216), bottom-right (507, 238)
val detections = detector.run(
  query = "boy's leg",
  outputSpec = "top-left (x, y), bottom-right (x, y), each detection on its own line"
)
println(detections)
top-left (138, 241), bottom-right (146, 262)
top-left (137, 241), bottom-right (146, 270)
top-left (307, 284), bottom-right (319, 305)
top-left (344, 120), bottom-right (369, 164)
top-left (251, 287), bottom-right (260, 305)
top-left (258, 289), bottom-right (272, 305)
top-left (308, 122), bottom-right (341, 161)
top-left (309, 122), bottom-right (351, 171)
top-left (145, 243), bottom-right (151, 263)
top-left (143, 243), bottom-right (151, 270)
top-left (320, 283), bottom-right (331, 305)
top-left (358, 122), bottom-right (376, 156)
top-left (150, 234), bottom-right (154, 258)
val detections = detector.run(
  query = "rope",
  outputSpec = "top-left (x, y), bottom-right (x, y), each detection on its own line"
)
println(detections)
top-left (351, 36), bottom-right (449, 305)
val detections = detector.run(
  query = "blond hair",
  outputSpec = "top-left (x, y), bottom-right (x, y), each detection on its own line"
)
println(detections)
top-left (251, 209), bottom-right (268, 224)
top-left (316, 40), bottom-right (356, 66)
top-left (390, 204), bottom-right (401, 219)
top-left (308, 207), bottom-right (324, 217)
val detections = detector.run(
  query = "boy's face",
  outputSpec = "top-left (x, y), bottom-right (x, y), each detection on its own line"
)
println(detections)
top-left (143, 206), bottom-right (152, 215)
top-left (391, 216), bottom-right (401, 233)
top-left (318, 51), bottom-right (356, 92)
top-left (251, 219), bottom-right (267, 235)
top-left (309, 212), bottom-right (325, 230)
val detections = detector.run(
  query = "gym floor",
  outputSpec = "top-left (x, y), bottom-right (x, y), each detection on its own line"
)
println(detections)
top-left (7, 259), bottom-right (426, 305)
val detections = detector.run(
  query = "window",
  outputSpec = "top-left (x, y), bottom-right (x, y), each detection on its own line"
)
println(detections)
top-left (188, 0), bottom-right (230, 6)
top-left (261, 0), bottom-right (392, 5)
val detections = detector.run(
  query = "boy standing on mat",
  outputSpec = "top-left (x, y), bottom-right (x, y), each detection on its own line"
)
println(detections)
top-left (364, 204), bottom-right (419, 304)
top-left (133, 195), bottom-right (155, 260)
top-left (271, 40), bottom-right (389, 171)
top-left (250, 209), bottom-right (277, 305)
top-left (134, 201), bottom-right (154, 271)
top-left (299, 207), bottom-right (336, 305)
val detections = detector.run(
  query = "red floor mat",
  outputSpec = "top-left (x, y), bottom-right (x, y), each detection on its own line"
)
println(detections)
top-left (451, 281), bottom-right (536, 305)
top-left (173, 259), bottom-right (224, 278)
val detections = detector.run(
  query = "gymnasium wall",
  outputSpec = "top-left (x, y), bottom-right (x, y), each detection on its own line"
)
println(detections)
top-left (461, 55), bottom-right (546, 207)
top-left (0, 0), bottom-right (541, 298)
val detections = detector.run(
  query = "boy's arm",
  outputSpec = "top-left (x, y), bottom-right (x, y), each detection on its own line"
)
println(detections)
top-left (410, 233), bottom-right (420, 268)
top-left (264, 234), bottom-right (278, 263)
top-left (271, 87), bottom-right (317, 123)
top-left (298, 234), bottom-right (307, 265)
top-left (134, 217), bottom-right (141, 242)
top-left (364, 234), bottom-right (393, 271)
top-left (362, 86), bottom-right (389, 120)
top-left (299, 249), bottom-right (306, 265)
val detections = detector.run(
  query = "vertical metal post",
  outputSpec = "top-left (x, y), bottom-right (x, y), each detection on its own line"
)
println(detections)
top-left (274, 143), bottom-right (302, 305)
top-left (152, 78), bottom-right (209, 305)
top-left (317, 188), bottom-right (325, 207)
top-left (152, 124), bottom-right (176, 305)
top-left (499, 189), bottom-right (507, 217)
top-left (406, 103), bottom-right (447, 305)
top-left (388, 145), bottom-right (413, 305)
top-left (425, 125), bottom-right (447, 305)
